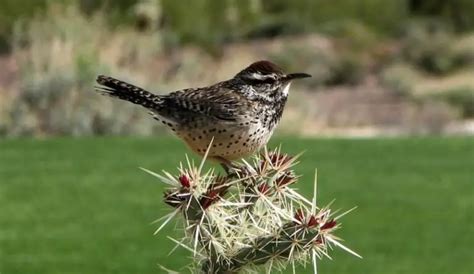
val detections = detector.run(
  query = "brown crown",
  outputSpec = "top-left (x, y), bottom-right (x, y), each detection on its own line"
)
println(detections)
top-left (242, 60), bottom-right (284, 75)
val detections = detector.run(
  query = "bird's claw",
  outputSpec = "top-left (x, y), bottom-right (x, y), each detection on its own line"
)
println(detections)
top-left (221, 163), bottom-right (252, 178)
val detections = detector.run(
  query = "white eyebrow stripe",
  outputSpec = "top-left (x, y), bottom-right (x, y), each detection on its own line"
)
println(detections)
top-left (249, 73), bottom-right (276, 80)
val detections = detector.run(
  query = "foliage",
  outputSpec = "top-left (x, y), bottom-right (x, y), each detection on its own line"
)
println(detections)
top-left (399, 20), bottom-right (457, 75)
top-left (2, 0), bottom-right (474, 53)
top-left (4, 4), bottom-right (163, 136)
top-left (408, 0), bottom-right (474, 31)
top-left (382, 61), bottom-right (474, 119)
top-left (1, 1), bottom-right (474, 137)
top-left (271, 22), bottom-right (377, 87)
top-left (429, 87), bottom-right (474, 118)
top-left (381, 63), bottom-right (422, 97)
top-left (452, 33), bottom-right (474, 67)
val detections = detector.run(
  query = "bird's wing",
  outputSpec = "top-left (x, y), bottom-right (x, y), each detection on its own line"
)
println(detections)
top-left (160, 83), bottom-right (249, 122)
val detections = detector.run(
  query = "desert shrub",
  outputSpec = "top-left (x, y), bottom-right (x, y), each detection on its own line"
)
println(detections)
top-left (323, 21), bottom-right (379, 85)
top-left (382, 61), bottom-right (474, 118)
top-left (8, 59), bottom-right (160, 136)
top-left (262, 0), bottom-right (408, 34)
top-left (328, 52), bottom-right (370, 86)
top-left (452, 33), bottom-right (474, 67)
top-left (273, 49), bottom-right (368, 87)
top-left (271, 27), bottom-right (373, 87)
top-left (5, 0), bottom-right (474, 55)
top-left (408, 0), bottom-right (474, 32)
top-left (0, 90), bottom-right (12, 136)
top-left (381, 63), bottom-right (422, 97)
top-left (271, 43), bottom-right (337, 87)
top-left (160, 0), bottom-right (261, 50)
top-left (6, 3), bottom-right (164, 136)
top-left (405, 100), bottom-right (459, 135)
top-left (0, 0), bottom-right (411, 54)
top-left (429, 87), bottom-right (474, 118)
top-left (400, 20), bottom-right (458, 75)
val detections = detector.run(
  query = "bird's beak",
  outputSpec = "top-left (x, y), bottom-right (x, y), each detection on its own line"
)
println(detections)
top-left (284, 73), bottom-right (312, 81)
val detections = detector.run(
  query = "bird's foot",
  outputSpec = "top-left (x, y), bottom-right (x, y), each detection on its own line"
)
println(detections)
top-left (215, 157), bottom-right (251, 178)
top-left (223, 164), bottom-right (253, 179)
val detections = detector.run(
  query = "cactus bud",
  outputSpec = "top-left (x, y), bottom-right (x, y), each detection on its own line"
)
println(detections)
top-left (179, 174), bottom-right (191, 188)
top-left (321, 219), bottom-right (337, 230)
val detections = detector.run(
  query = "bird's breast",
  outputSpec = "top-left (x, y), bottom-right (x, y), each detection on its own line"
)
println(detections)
top-left (177, 121), bottom-right (273, 161)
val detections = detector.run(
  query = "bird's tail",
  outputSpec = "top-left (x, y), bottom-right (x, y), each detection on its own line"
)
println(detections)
top-left (95, 75), bottom-right (162, 109)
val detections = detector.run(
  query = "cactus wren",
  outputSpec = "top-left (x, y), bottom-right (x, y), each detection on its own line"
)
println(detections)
top-left (96, 60), bottom-right (310, 170)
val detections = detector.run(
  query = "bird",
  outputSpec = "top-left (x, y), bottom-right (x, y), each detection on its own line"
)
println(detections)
top-left (95, 60), bottom-right (311, 172)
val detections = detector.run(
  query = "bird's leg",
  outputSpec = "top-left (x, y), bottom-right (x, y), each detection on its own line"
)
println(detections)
top-left (220, 162), bottom-right (232, 175)
top-left (215, 157), bottom-right (236, 176)
top-left (214, 156), bottom-right (251, 178)
top-left (213, 157), bottom-right (240, 177)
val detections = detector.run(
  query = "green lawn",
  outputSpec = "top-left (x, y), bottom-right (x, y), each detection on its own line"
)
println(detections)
top-left (1, 137), bottom-right (473, 274)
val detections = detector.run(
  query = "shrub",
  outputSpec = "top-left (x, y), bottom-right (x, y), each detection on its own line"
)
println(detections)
top-left (271, 29), bottom-right (373, 87)
top-left (381, 63), bottom-right (422, 97)
top-left (271, 42), bottom-right (338, 87)
top-left (6, 3), bottom-right (164, 136)
top-left (400, 20), bottom-right (457, 75)
top-left (430, 87), bottom-right (474, 118)
top-left (452, 33), bottom-right (474, 68)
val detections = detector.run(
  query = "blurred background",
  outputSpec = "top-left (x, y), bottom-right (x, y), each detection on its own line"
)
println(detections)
top-left (1, 0), bottom-right (474, 137)
top-left (0, 1), bottom-right (473, 274)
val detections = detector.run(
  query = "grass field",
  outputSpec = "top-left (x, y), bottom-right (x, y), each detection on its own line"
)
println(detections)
top-left (1, 137), bottom-right (473, 274)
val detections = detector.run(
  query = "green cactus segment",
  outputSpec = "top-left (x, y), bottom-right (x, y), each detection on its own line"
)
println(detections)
top-left (183, 196), bottom-right (204, 223)
top-left (153, 148), bottom-right (357, 274)
top-left (202, 222), bottom-right (321, 273)
top-left (184, 196), bottom-right (222, 266)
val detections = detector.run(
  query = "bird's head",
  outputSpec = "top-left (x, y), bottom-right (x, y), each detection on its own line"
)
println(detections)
top-left (234, 60), bottom-right (311, 100)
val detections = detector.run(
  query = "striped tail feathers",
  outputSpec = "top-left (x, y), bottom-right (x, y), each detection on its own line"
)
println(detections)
top-left (95, 75), bottom-right (163, 110)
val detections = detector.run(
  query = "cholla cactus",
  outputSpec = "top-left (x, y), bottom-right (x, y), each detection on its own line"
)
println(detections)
top-left (144, 146), bottom-right (360, 274)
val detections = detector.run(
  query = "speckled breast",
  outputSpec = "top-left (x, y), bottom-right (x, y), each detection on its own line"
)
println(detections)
top-left (176, 121), bottom-right (272, 161)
